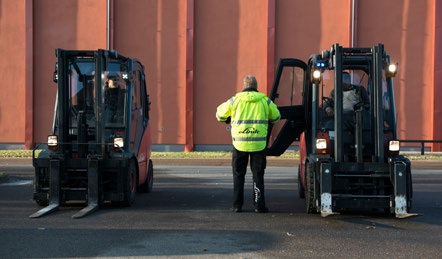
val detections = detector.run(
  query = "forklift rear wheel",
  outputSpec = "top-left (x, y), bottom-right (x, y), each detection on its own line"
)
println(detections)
top-left (298, 165), bottom-right (305, 199)
top-left (122, 159), bottom-right (137, 206)
top-left (139, 159), bottom-right (154, 193)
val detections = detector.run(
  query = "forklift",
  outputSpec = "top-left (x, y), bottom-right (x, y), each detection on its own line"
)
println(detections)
top-left (267, 44), bottom-right (416, 218)
top-left (31, 49), bottom-right (154, 218)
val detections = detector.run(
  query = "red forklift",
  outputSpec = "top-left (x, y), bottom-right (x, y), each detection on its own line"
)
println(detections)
top-left (31, 49), bottom-right (154, 218)
top-left (267, 44), bottom-right (416, 218)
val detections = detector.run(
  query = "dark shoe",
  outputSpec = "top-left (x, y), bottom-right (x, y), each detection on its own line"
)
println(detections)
top-left (255, 207), bottom-right (269, 213)
top-left (230, 207), bottom-right (242, 213)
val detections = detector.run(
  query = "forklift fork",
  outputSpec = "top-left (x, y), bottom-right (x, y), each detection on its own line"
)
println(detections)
top-left (72, 159), bottom-right (99, 218)
top-left (30, 159), bottom-right (101, 218)
top-left (30, 160), bottom-right (61, 218)
top-left (320, 162), bottom-right (339, 217)
top-left (392, 161), bottom-right (419, 218)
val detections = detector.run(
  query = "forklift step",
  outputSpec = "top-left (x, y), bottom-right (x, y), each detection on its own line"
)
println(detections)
top-left (333, 194), bottom-right (390, 199)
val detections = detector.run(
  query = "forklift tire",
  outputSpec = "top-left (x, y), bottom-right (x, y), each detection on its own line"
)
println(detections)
top-left (305, 161), bottom-right (316, 213)
top-left (139, 159), bottom-right (154, 193)
top-left (36, 198), bottom-right (49, 207)
top-left (298, 165), bottom-right (305, 199)
top-left (34, 192), bottom-right (49, 206)
top-left (406, 161), bottom-right (413, 212)
top-left (122, 159), bottom-right (137, 206)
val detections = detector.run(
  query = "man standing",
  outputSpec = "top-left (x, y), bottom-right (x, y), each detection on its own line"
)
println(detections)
top-left (216, 75), bottom-right (280, 213)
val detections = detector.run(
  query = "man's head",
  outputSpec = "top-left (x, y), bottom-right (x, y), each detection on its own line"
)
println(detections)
top-left (107, 79), bottom-right (118, 88)
top-left (342, 72), bottom-right (351, 90)
top-left (243, 75), bottom-right (258, 89)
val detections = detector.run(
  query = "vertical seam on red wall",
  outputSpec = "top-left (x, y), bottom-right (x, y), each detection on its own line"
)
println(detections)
top-left (267, 0), bottom-right (275, 96)
top-left (434, 0), bottom-right (441, 151)
top-left (350, 0), bottom-right (358, 47)
top-left (110, 0), bottom-right (115, 49)
top-left (185, 0), bottom-right (195, 152)
top-left (25, 0), bottom-right (33, 149)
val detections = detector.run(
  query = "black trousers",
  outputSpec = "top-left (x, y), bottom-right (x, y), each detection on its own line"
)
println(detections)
top-left (232, 148), bottom-right (267, 209)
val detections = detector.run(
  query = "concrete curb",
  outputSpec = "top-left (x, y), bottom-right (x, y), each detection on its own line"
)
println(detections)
top-left (0, 157), bottom-right (440, 169)
top-left (151, 157), bottom-right (299, 167)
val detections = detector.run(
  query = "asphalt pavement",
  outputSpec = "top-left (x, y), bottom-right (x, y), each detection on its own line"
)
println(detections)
top-left (0, 157), bottom-right (441, 258)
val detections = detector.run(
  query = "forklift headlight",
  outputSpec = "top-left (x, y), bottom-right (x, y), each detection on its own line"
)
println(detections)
top-left (113, 137), bottom-right (124, 151)
top-left (389, 140), bottom-right (400, 152)
top-left (313, 69), bottom-right (321, 80)
top-left (312, 69), bottom-right (321, 82)
top-left (386, 63), bottom-right (398, 78)
top-left (316, 138), bottom-right (327, 154)
top-left (387, 140), bottom-right (400, 157)
top-left (47, 135), bottom-right (58, 151)
top-left (313, 70), bottom-right (321, 79)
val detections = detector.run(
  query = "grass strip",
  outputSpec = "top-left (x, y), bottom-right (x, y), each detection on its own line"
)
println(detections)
top-left (0, 149), bottom-right (440, 160)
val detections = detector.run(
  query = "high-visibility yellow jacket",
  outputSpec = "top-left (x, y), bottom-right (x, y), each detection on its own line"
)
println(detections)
top-left (216, 89), bottom-right (281, 152)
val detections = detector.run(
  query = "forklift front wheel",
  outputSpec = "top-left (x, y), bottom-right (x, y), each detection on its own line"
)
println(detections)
top-left (36, 198), bottom-right (49, 207)
top-left (305, 161), bottom-right (316, 213)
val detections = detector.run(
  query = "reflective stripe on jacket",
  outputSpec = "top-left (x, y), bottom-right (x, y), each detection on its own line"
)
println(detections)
top-left (216, 89), bottom-right (280, 152)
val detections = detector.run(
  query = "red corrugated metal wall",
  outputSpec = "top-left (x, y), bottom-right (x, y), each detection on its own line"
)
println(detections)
top-left (0, 0), bottom-right (440, 151)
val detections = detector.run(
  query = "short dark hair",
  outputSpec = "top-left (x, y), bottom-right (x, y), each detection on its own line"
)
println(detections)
top-left (243, 75), bottom-right (258, 89)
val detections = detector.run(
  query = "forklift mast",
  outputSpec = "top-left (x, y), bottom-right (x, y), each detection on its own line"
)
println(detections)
top-left (53, 49), bottom-right (133, 158)
top-left (308, 44), bottom-right (399, 163)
